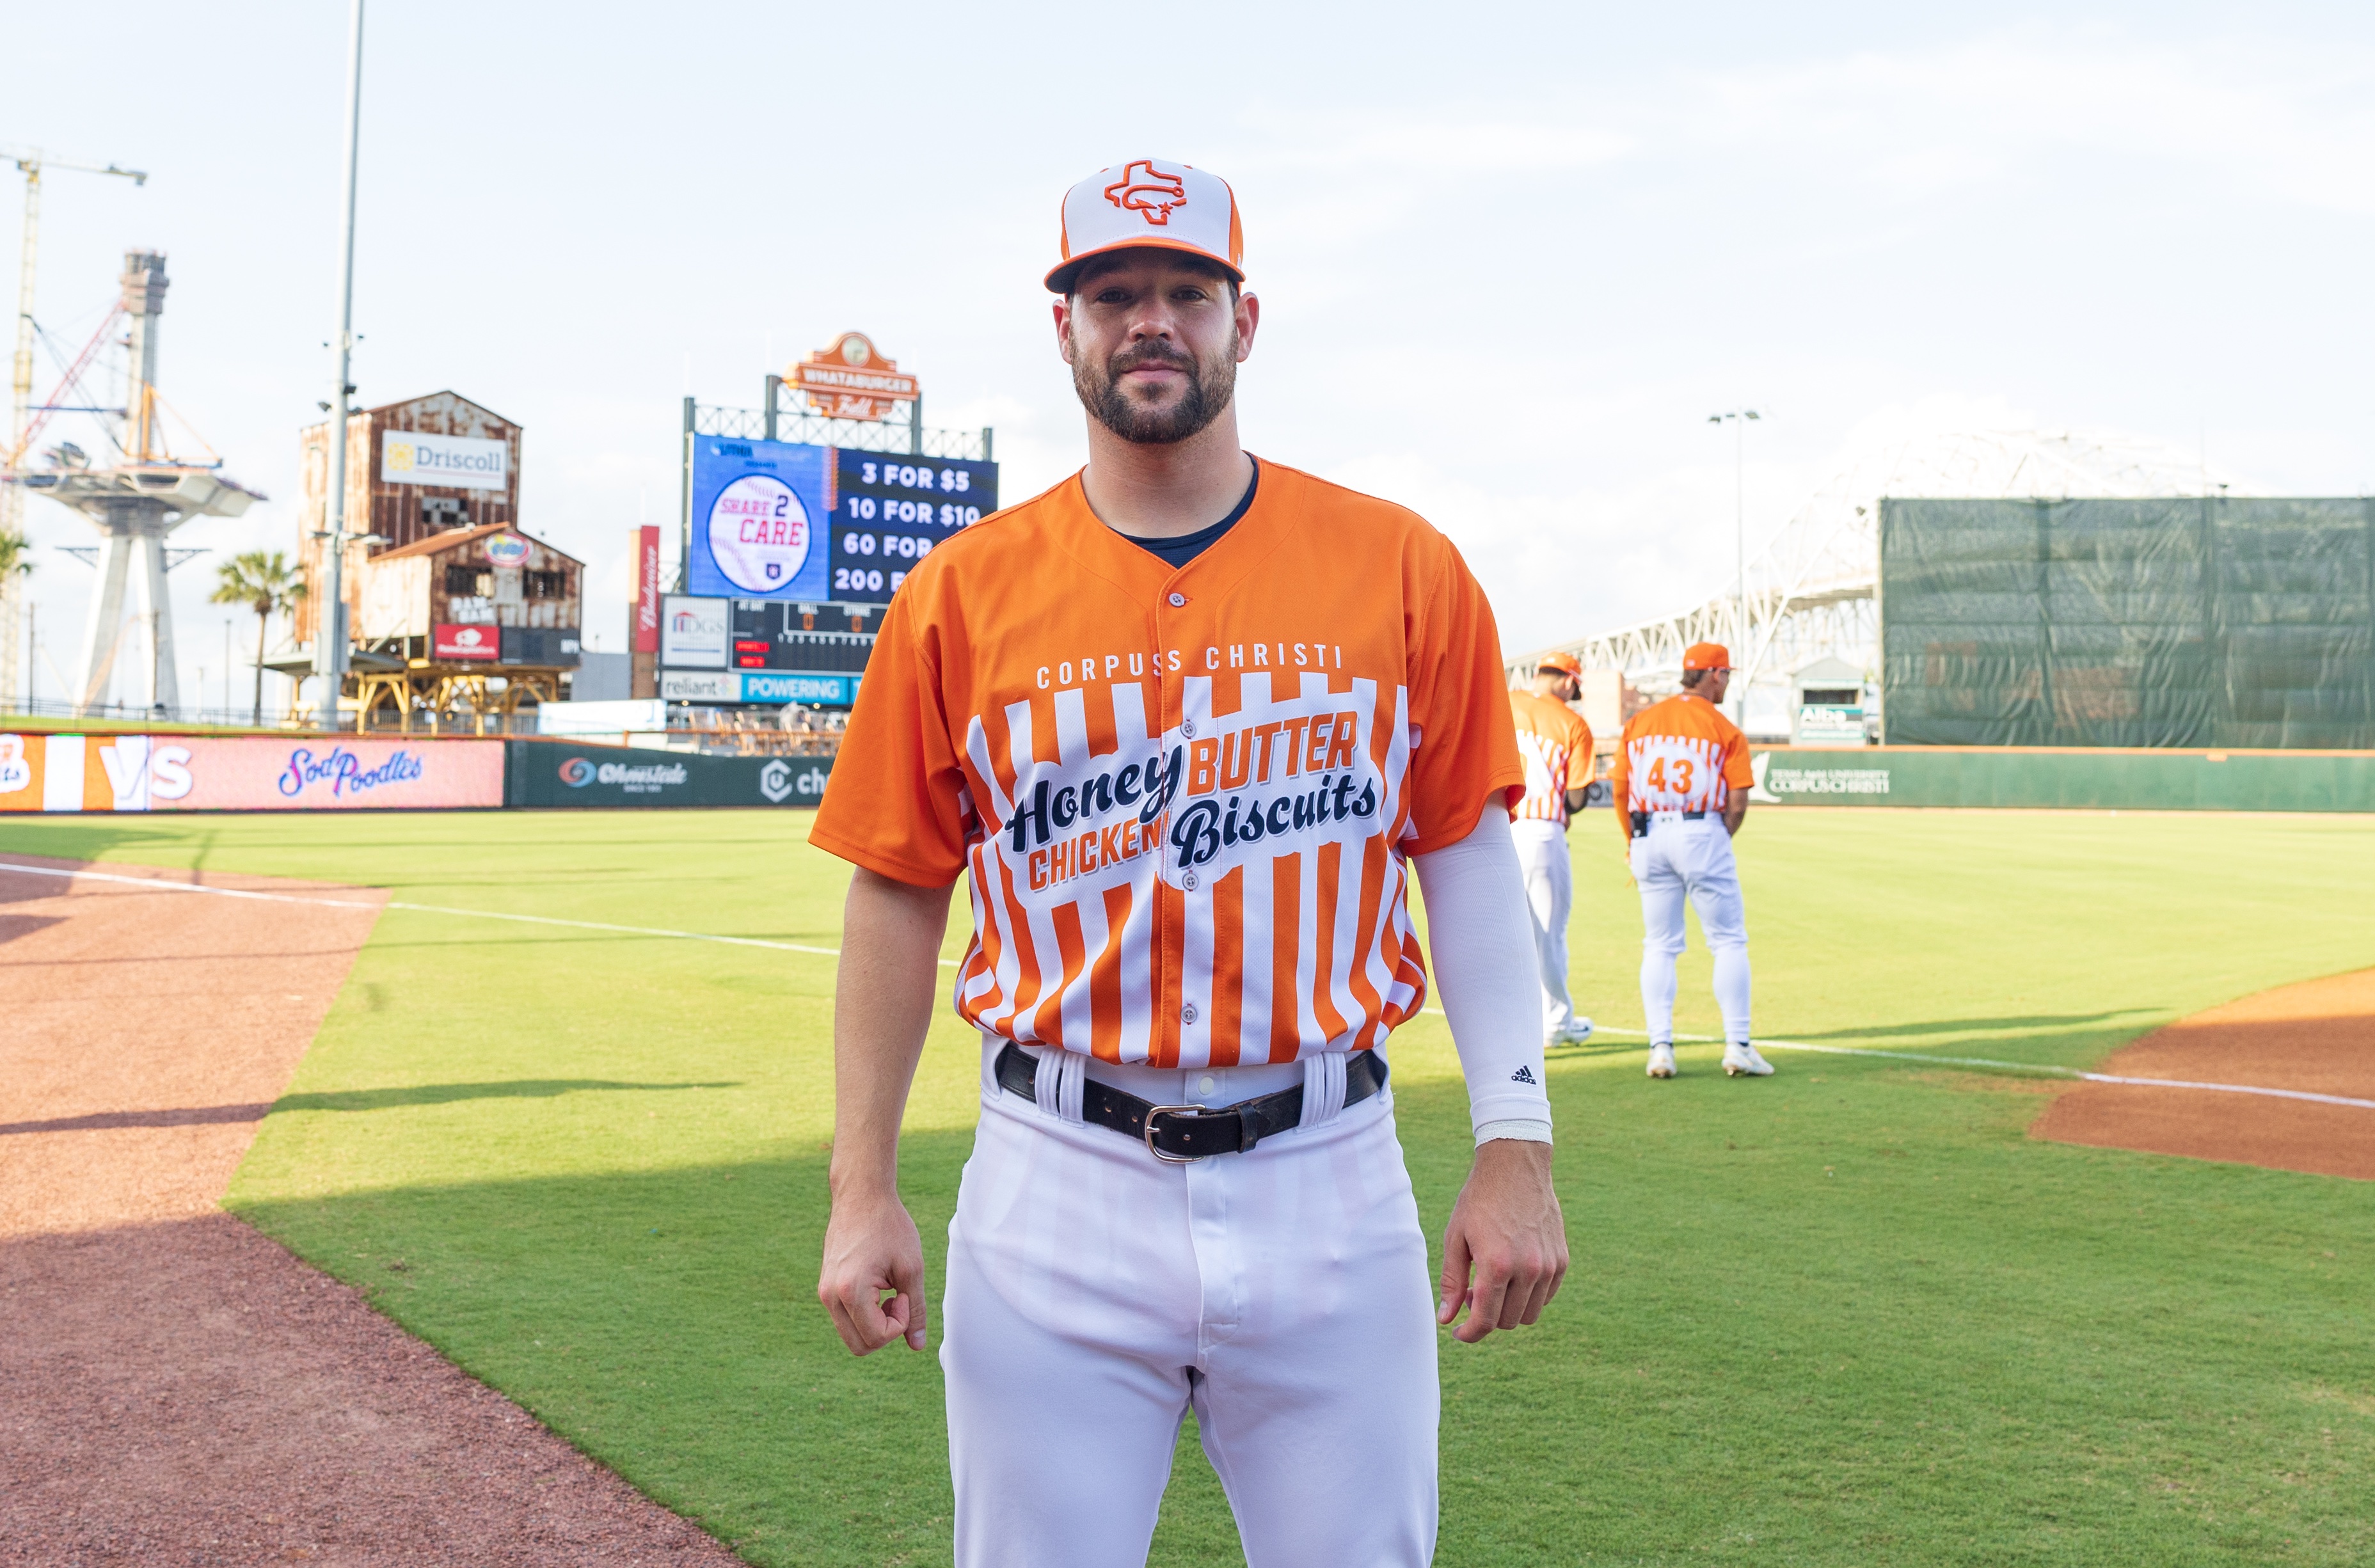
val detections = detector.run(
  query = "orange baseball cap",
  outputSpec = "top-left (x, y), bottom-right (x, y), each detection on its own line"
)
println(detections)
top-left (1047, 158), bottom-right (1245, 295)
top-left (1536, 651), bottom-right (1582, 676)
top-left (1682, 642), bottom-right (1731, 670)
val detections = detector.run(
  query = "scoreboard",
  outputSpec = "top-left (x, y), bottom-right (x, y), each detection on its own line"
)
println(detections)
top-left (667, 439), bottom-right (997, 707)
top-left (827, 450), bottom-right (998, 604)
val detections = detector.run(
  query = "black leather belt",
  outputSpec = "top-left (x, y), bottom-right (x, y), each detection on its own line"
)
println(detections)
top-left (1630, 809), bottom-right (1707, 837)
top-left (994, 1041), bottom-right (1386, 1162)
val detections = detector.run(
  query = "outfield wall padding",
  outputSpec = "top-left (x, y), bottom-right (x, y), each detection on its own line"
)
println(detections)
top-left (1752, 746), bottom-right (2375, 811)
top-left (504, 740), bottom-right (833, 809)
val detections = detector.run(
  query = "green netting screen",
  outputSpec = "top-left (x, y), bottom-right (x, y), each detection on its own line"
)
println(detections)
top-left (1879, 497), bottom-right (2375, 748)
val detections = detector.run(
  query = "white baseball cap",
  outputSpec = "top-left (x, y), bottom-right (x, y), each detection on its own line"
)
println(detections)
top-left (1045, 157), bottom-right (1244, 294)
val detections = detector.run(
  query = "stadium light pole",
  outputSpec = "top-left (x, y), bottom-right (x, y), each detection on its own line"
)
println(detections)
top-left (1707, 409), bottom-right (1760, 720)
top-left (314, 0), bottom-right (366, 730)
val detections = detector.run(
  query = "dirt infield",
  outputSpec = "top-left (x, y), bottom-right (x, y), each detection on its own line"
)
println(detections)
top-left (0, 857), bottom-right (743, 1565)
top-left (2033, 967), bottom-right (2375, 1181)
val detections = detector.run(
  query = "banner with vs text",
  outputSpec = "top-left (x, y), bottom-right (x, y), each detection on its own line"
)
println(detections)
top-left (0, 734), bottom-right (505, 812)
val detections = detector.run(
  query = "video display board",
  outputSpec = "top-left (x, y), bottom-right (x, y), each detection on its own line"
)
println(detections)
top-left (827, 450), bottom-right (997, 605)
top-left (687, 438), bottom-right (831, 601)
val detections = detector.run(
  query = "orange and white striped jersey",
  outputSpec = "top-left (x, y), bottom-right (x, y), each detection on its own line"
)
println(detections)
top-left (1612, 693), bottom-right (1753, 817)
top-left (811, 459), bottom-right (1523, 1071)
top-left (1507, 690), bottom-right (1594, 828)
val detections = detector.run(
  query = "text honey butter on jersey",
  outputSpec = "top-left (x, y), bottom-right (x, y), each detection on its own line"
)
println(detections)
top-left (811, 460), bottom-right (1522, 1071)
top-left (1612, 693), bottom-right (1754, 816)
top-left (1508, 690), bottom-right (1594, 827)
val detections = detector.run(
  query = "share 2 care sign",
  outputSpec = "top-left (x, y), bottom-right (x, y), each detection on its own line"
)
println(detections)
top-left (688, 438), bottom-right (830, 601)
top-left (0, 734), bottom-right (504, 812)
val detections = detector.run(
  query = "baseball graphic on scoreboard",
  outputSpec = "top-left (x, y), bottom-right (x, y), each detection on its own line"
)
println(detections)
top-left (706, 474), bottom-right (812, 592)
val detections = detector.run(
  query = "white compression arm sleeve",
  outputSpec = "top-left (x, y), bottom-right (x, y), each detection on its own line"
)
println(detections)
top-left (1411, 808), bottom-right (1553, 1144)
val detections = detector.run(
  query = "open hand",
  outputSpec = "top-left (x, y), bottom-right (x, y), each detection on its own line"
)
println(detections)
top-left (1438, 1139), bottom-right (1568, 1343)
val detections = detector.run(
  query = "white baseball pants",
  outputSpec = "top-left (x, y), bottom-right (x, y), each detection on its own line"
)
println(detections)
top-left (1509, 819), bottom-right (1578, 1036)
top-left (941, 1042), bottom-right (1439, 1568)
top-left (1631, 815), bottom-right (1751, 1045)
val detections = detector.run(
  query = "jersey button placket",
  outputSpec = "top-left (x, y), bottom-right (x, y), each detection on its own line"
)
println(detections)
top-left (1156, 585), bottom-right (1188, 1059)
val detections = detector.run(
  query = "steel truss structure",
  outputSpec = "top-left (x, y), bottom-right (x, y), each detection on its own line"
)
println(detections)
top-left (1514, 428), bottom-right (2243, 729)
top-left (687, 393), bottom-right (992, 463)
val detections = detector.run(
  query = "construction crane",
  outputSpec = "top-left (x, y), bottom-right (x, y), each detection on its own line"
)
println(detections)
top-left (1, 145), bottom-right (147, 709)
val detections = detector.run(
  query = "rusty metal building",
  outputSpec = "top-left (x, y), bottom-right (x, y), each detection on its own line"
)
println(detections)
top-left (295, 391), bottom-right (522, 645)
top-left (344, 522), bottom-right (585, 729)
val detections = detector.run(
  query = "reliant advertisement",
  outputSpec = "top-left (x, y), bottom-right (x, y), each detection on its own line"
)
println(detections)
top-left (0, 734), bottom-right (505, 812)
top-left (687, 438), bottom-right (830, 600)
top-left (381, 430), bottom-right (509, 490)
top-left (656, 670), bottom-right (859, 706)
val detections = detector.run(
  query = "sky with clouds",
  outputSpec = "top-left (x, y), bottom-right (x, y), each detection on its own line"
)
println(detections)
top-left (7, 1), bottom-right (2371, 709)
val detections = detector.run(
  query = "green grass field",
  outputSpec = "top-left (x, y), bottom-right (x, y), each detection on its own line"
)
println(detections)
top-left (6, 807), bottom-right (2372, 1565)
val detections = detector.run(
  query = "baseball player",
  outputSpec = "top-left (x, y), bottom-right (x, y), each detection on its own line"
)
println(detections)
top-left (1610, 642), bottom-right (1774, 1079)
top-left (1509, 653), bottom-right (1595, 1049)
top-left (811, 157), bottom-right (1568, 1567)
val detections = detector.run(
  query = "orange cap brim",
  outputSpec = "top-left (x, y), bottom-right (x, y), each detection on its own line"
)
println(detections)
top-left (1046, 237), bottom-right (1247, 295)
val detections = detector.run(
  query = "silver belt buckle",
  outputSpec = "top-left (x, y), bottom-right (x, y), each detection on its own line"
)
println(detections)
top-left (1143, 1104), bottom-right (1214, 1164)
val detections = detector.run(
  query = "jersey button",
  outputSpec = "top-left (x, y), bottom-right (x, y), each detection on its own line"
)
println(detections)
top-left (1182, 870), bottom-right (1199, 891)
top-left (1168, 592), bottom-right (1188, 607)
top-left (1182, 720), bottom-right (1197, 737)
top-left (1181, 1003), bottom-right (1199, 1025)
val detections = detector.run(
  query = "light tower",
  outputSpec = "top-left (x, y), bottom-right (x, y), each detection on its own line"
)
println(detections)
top-left (22, 251), bottom-right (259, 715)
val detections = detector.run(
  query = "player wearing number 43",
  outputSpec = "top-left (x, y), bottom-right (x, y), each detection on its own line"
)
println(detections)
top-left (1610, 643), bottom-right (1775, 1079)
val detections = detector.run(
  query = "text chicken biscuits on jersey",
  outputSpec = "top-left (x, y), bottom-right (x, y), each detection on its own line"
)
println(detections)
top-left (812, 459), bottom-right (1522, 1072)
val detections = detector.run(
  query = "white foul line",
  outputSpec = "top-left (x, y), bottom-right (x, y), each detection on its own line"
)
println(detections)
top-left (0, 857), bottom-right (877, 962)
top-left (1433, 1011), bottom-right (2375, 1112)
top-left (8, 860), bottom-right (2368, 1105)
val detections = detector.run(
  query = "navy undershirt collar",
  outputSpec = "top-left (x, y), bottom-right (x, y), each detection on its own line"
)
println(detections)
top-left (1115, 458), bottom-right (1259, 569)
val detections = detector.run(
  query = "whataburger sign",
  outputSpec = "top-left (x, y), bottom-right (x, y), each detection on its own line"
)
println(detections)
top-left (789, 332), bottom-right (918, 422)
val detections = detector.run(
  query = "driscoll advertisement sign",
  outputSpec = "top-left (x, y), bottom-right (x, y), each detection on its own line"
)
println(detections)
top-left (381, 430), bottom-right (509, 490)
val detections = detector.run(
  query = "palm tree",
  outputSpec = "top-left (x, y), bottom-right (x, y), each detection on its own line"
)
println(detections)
top-left (210, 550), bottom-right (306, 726)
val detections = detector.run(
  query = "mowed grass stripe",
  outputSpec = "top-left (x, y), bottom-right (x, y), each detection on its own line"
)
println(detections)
top-left (3, 808), bottom-right (2370, 1565)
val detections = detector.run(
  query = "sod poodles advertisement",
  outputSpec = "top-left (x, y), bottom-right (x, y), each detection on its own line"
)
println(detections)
top-left (0, 734), bottom-right (506, 812)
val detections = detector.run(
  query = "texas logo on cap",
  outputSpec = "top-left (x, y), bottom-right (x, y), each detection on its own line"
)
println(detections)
top-left (1106, 161), bottom-right (1187, 223)
top-left (1047, 157), bottom-right (1244, 294)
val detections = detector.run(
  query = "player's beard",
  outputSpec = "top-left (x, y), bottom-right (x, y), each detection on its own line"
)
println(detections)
top-left (1074, 330), bottom-right (1238, 445)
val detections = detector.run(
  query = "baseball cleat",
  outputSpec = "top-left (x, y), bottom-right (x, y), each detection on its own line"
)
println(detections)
top-left (1646, 1042), bottom-right (1677, 1078)
top-left (1722, 1043), bottom-right (1775, 1077)
top-left (1547, 1019), bottom-right (1595, 1048)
